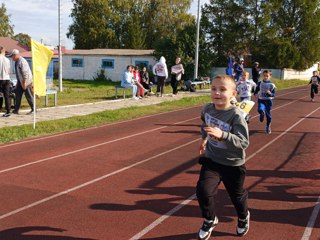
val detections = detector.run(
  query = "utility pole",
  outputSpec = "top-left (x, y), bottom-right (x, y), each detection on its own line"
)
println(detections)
top-left (58, 0), bottom-right (63, 92)
top-left (194, 0), bottom-right (201, 80)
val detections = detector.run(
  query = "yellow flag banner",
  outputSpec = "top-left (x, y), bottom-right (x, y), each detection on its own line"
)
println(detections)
top-left (31, 39), bottom-right (53, 96)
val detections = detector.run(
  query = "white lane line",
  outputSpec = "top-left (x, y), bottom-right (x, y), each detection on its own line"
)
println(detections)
top-left (301, 196), bottom-right (320, 240)
top-left (0, 106), bottom-right (198, 149)
top-left (0, 117), bottom-right (199, 174)
top-left (0, 87), bottom-right (306, 149)
top-left (129, 194), bottom-right (197, 240)
top-left (0, 139), bottom-right (199, 220)
top-left (130, 105), bottom-right (320, 240)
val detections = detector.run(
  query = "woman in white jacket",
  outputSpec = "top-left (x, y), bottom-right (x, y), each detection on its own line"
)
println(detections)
top-left (152, 56), bottom-right (168, 97)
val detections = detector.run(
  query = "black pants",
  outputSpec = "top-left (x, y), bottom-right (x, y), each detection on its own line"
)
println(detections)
top-left (196, 159), bottom-right (248, 220)
top-left (0, 80), bottom-right (11, 114)
top-left (156, 76), bottom-right (166, 95)
top-left (171, 75), bottom-right (179, 94)
top-left (14, 82), bottom-right (34, 112)
top-left (310, 84), bottom-right (318, 99)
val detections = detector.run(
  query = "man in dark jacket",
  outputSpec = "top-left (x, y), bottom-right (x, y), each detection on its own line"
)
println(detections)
top-left (252, 62), bottom-right (261, 84)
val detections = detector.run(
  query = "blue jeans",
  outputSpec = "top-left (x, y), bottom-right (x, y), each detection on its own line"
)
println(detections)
top-left (121, 83), bottom-right (137, 97)
top-left (258, 99), bottom-right (273, 126)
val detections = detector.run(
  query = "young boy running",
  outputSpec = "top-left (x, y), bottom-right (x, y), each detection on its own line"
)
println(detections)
top-left (254, 70), bottom-right (276, 134)
top-left (309, 70), bottom-right (320, 102)
top-left (197, 75), bottom-right (250, 240)
top-left (236, 71), bottom-right (256, 101)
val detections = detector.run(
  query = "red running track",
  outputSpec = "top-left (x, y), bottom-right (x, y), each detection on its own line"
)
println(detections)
top-left (0, 85), bottom-right (319, 240)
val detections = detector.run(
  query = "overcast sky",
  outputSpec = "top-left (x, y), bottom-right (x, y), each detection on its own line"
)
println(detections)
top-left (5, 0), bottom-right (208, 50)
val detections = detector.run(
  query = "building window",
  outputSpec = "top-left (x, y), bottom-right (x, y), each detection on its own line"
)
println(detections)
top-left (135, 60), bottom-right (149, 69)
top-left (72, 58), bottom-right (83, 67)
top-left (101, 59), bottom-right (114, 69)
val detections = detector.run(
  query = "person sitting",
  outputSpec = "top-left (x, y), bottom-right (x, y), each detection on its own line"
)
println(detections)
top-left (140, 66), bottom-right (152, 96)
top-left (121, 65), bottom-right (139, 100)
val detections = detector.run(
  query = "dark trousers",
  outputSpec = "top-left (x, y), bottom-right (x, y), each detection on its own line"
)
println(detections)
top-left (171, 75), bottom-right (179, 94)
top-left (156, 76), bottom-right (166, 95)
top-left (0, 80), bottom-right (11, 114)
top-left (257, 99), bottom-right (273, 126)
top-left (310, 84), bottom-right (318, 99)
top-left (15, 82), bottom-right (34, 112)
top-left (196, 159), bottom-right (248, 220)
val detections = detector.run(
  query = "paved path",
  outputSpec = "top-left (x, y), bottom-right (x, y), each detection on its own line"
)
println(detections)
top-left (0, 90), bottom-right (210, 128)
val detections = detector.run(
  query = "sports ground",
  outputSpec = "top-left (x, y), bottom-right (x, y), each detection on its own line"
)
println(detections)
top-left (0, 85), bottom-right (319, 239)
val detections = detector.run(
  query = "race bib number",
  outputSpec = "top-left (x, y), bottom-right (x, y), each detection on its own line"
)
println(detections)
top-left (234, 100), bottom-right (255, 114)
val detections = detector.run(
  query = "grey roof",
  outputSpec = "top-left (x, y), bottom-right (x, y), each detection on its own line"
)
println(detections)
top-left (64, 49), bottom-right (155, 56)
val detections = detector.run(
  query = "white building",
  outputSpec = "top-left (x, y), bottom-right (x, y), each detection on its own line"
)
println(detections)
top-left (62, 49), bottom-right (156, 81)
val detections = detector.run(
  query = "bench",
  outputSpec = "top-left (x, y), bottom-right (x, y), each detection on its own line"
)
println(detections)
top-left (115, 85), bottom-right (133, 99)
top-left (191, 79), bottom-right (211, 89)
top-left (45, 89), bottom-right (57, 106)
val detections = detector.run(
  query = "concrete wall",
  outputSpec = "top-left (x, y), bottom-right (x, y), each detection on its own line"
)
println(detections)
top-left (62, 55), bottom-right (156, 81)
top-left (211, 63), bottom-right (318, 80)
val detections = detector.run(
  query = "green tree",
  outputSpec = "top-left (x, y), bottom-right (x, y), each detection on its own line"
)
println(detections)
top-left (14, 33), bottom-right (31, 49)
top-left (67, 0), bottom-right (115, 49)
top-left (0, 3), bottom-right (14, 37)
top-left (201, 0), bottom-right (250, 67)
top-left (67, 0), bottom-right (194, 49)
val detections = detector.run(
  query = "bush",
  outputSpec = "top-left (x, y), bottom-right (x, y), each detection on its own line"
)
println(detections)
top-left (93, 69), bottom-right (112, 82)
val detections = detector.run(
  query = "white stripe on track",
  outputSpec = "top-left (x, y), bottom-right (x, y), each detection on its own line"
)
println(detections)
top-left (0, 117), bottom-right (198, 174)
top-left (0, 139), bottom-right (199, 220)
top-left (0, 90), bottom-right (307, 174)
top-left (130, 105), bottom-right (320, 240)
top-left (0, 106), bottom-right (198, 149)
top-left (301, 196), bottom-right (320, 240)
top-left (129, 194), bottom-right (197, 240)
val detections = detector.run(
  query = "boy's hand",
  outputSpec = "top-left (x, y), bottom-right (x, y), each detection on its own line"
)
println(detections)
top-left (199, 139), bottom-right (207, 155)
top-left (204, 126), bottom-right (223, 140)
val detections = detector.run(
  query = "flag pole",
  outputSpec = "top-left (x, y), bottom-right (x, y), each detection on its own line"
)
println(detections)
top-left (33, 91), bottom-right (36, 129)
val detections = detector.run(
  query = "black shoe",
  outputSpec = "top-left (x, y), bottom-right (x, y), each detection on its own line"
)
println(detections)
top-left (26, 110), bottom-right (34, 115)
top-left (2, 113), bottom-right (10, 117)
top-left (259, 112), bottom-right (264, 122)
top-left (12, 110), bottom-right (19, 115)
top-left (236, 211), bottom-right (250, 236)
top-left (197, 216), bottom-right (218, 240)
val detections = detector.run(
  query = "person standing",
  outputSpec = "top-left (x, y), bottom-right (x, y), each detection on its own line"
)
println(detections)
top-left (152, 56), bottom-right (168, 97)
top-left (251, 62), bottom-right (261, 84)
top-left (197, 75), bottom-right (250, 240)
top-left (0, 46), bottom-right (12, 117)
top-left (254, 69), bottom-right (276, 134)
top-left (233, 57), bottom-right (244, 82)
top-left (170, 57), bottom-right (184, 96)
top-left (9, 49), bottom-right (34, 115)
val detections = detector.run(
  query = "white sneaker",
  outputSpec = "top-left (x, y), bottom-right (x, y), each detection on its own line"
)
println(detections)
top-left (197, 216), bottom-right (218, 240)
top-left (236, 211), bottom-right (250, 236)
top-left (131, 96), bottom-right (139, 100)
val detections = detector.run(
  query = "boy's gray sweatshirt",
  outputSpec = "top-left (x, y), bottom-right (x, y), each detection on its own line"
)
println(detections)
top-left (201, 103), bottom-right (249, 166)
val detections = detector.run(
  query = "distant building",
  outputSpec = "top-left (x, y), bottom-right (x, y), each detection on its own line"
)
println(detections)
top-left (62, 49), bottom-right (156, 81)
top-left (0, 36), bottom-right (30, 54)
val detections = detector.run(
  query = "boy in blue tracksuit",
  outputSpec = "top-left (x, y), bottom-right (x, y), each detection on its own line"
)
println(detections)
top-left (309, 70), bottom-right (320, 102)
top-left (254, 70), bottom-right (276, 134)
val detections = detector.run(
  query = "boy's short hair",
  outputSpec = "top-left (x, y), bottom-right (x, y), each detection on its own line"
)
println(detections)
top-left (263, 69), bottom-right (271, 74)
top-left (212, 75), bottom-right (236, 89)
